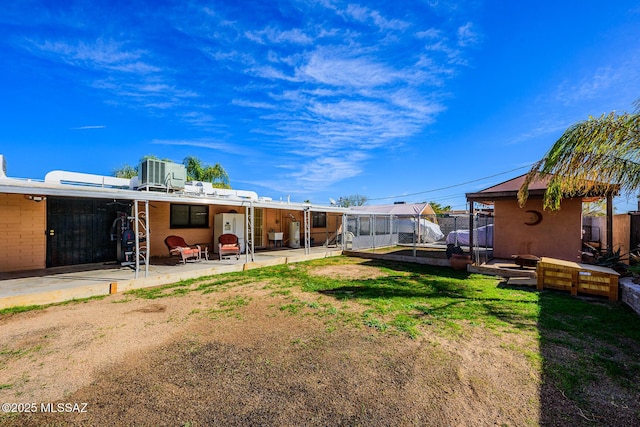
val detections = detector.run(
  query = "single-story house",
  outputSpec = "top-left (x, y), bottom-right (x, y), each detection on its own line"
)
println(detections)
top-left (0, 155), bottom-right (348, 275)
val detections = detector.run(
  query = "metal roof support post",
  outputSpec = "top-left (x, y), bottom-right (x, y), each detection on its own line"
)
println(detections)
top-left (483, 214), bottom-right (489, 265)
top-left (371, 215), bottom-right (375, 251)
top-left (390, 214), bottom-right (394, 245)
top-left (453, 216), bottom-right (458, 246)
top-left (304, 208), bottom-right (311, 255)
top-left (413, 214), bottom-right (418, 257)
top-left (134, 200), bottom-right (140, 279)
top-left (246, 202), bottom-right (255, 263)
top-left (144, 200), bottom-right (149, 277)
top-left (341, 213), bottom-right (347, 251)
top-left (325, 213), bottom-right (329, 247)
top-left (473, 213), bottom-right (480, 265)
top-left (468, 201), bottom-right (475, 262)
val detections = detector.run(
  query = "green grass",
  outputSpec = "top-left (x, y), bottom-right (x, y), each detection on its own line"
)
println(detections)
top-left (0, 295), bottom-right (107, 316)
top-left (3, 254), bottom-right (639, 413)
top-left (0, 305), bottom-right (45, 316)
top-left (536, 291), bottom-right (640, 400)
top-left (244, 258), bottom-right (537, 336)
top-left (287, 258), bottom-right (540, 335)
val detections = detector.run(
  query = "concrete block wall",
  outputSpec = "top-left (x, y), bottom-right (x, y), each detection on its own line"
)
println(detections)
top-left (620, 278), bottom-right (640, 317)
top-left (0, 193), bottom-right (46, 272)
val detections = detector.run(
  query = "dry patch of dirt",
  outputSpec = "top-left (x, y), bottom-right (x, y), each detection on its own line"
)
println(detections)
top-left (0, 275), bottom-right (545, 427)
top-left (308, 263), bottom-right (388, 280)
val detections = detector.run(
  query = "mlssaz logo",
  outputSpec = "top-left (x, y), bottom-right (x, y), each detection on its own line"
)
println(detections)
top-left (40, 403), bottom-right (88, 413)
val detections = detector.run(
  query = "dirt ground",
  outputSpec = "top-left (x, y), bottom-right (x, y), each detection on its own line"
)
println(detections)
top-left (0, 263), bottom-right (547, 426)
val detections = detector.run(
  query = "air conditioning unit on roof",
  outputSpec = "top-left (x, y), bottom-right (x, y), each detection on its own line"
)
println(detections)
top-left (138, 159), bottom-right (186, 191)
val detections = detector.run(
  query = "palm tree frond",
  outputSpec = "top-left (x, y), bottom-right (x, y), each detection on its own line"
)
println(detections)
top-left (519, 109), bottom-right (640, 210)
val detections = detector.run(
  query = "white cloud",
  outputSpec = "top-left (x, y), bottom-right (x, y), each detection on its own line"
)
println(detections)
top-left (245, 26), bottom-right (314, 45)
top-left (288, 153), bottom-right (368, 191)
top-left (554, 66), bottom-right (624, 106)
top-left (150, 138), bottom-right (256, 157)
top-left (10, 1), bottom-right (479, 194)
top-left (506, 120), bottom-right (571, 146)
top-left (415, 28), bottom-right (441, 39)
top-left (457, 22), bottom-right (479, 47)
top-left (24, 38), bottom-right (159, 74)
top-left (70, 125), bottom-right (106, 130)
top-left (232, 99), bottom-right (278, 110)
top-left (550, 48), bottom-right (640, 113)
top-left (247, 64), bottom-right (301, 82)
top-left (299, 50), bottom-right (395, 87)
top-left (343, 4), bottom-right (410, 31)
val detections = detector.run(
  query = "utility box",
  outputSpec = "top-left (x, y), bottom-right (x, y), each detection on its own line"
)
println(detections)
top-left (138, 159), bottom-right (186, 191)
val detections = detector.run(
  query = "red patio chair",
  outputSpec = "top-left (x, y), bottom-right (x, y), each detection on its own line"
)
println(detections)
top-left (164, 235), bottom-right (201, 264)
top-left (218, 233), bottom-right (241, 261)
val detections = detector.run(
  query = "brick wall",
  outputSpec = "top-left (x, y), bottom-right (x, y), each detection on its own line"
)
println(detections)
top-left (0, 193), bottom-right (46, 272)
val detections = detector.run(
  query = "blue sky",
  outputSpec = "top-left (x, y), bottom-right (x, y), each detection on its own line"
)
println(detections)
top-left (1, 1), bottom-right (640, 211)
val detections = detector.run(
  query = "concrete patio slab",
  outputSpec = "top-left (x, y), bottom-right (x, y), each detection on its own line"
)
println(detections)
top-left (0, 247), bottom-right (342, 310)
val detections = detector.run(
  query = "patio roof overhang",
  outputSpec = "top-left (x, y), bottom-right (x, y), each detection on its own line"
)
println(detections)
top-left (0, 177), bottom-right (349, 214)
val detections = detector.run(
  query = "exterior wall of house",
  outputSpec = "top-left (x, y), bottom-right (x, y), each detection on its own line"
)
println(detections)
top-left (145, 203), bottom-right (343, 257)
top-left (493, 197), bottom-right (583, 262)
top-left (0, 193), bottom-right (46, 272)
top-left (262, 209), bottom-right (342, 247)
top-left (146, 203), bottom-right (238, 257)
top-left (0, 194), bottom-right (345, 272)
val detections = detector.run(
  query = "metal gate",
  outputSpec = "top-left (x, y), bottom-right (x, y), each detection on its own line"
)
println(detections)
top-left (46, 197), bottom-right (127, 267)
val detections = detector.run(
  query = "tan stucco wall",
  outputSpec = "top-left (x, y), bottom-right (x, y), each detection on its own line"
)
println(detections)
top-left (260, 209), bottom-right (342, 246)
top-left (0, 196), bottom-right (344, 271)
top-left (145, 203), bottom-right (342, 257)
top-left (146, 203), bottom-right (239, 257)
top-left (0, 193), bottom-right (46, 272)
top-left (493, 197), bottom-right (583, 262)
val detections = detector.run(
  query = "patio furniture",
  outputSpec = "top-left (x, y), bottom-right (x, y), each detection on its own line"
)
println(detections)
top-left (194, 242), bottom-right (212, 260)
top-left (164, 235), bottom-right (201, 264)
top-left (218, 233), bottom-right (241, 260)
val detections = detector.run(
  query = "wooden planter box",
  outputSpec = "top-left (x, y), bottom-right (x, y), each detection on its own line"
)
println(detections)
top-left (536, 257), bottom-right (619, 301)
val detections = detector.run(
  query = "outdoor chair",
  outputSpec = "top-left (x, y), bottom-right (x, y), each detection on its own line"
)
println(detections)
top-left (218, 233), bottom-right (241, 261)
top-left (164, 235), bottom-right (201, 264)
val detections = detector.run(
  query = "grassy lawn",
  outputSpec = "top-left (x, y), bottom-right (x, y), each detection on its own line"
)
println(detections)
top-left (128, 256), bottom-right (539, 335)
top-left (2, 255), bottom-right (640, 425)
top-left (125, 256), bottom-right (640, 424)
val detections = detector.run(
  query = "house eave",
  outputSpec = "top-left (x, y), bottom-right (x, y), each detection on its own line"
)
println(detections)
top-left (0, 177), bottom-right (349, 213)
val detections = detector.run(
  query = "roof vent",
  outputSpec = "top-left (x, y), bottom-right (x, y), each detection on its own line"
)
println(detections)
top-left (0, 155), bottom-right (6, 178)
